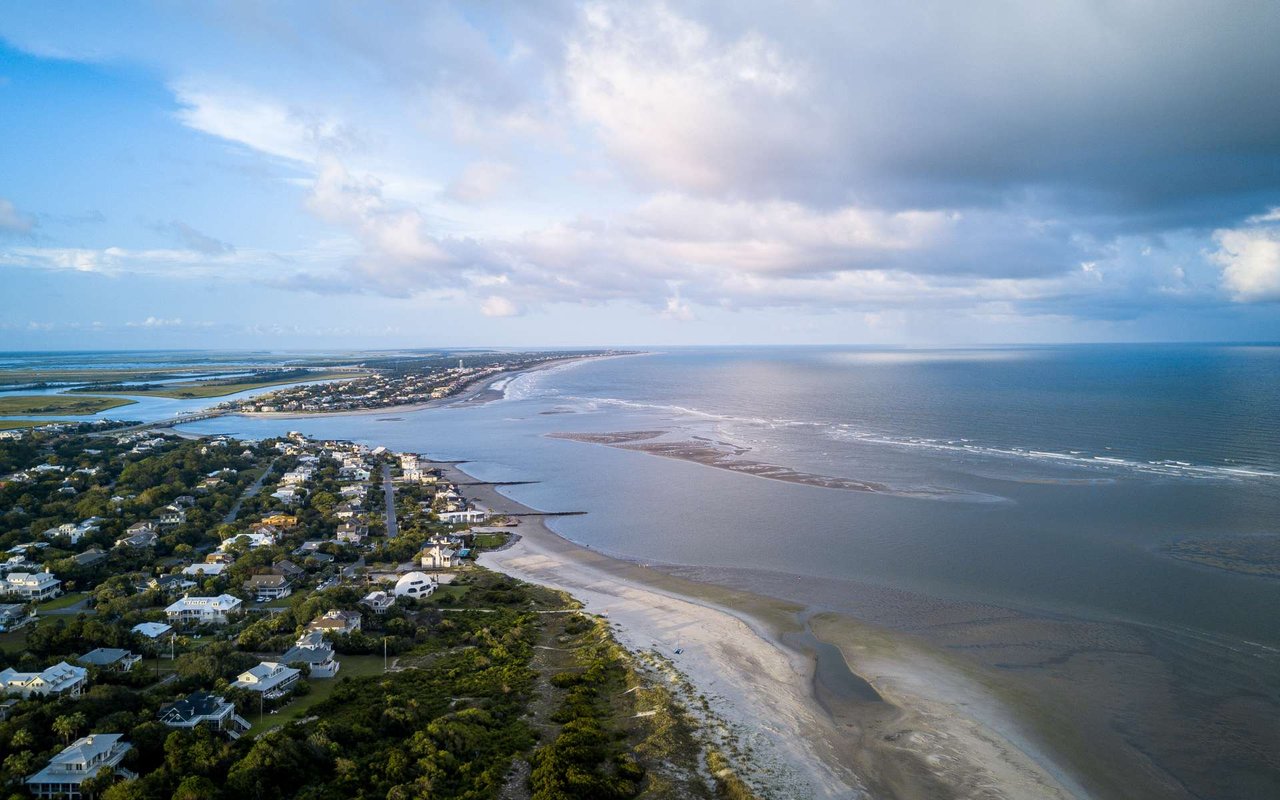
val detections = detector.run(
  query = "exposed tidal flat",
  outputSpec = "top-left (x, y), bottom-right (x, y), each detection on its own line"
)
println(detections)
top-left (163, 345), bottom-right (1280, 798)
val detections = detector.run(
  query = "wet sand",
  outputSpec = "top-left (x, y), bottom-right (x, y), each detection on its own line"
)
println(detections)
top-left (451, 462), bottom-right (1087, 799)
top-left (547, 430), bottom-right (990, 501)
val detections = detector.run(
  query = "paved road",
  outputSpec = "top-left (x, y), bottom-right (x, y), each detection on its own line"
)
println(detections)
top-left (224, 457), bottom-right (278, 524)
top-left (382, 463), bottom-right (398, 538)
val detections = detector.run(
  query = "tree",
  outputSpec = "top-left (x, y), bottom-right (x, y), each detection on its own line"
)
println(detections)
top-left (53, 711), bottom-right (87, 744)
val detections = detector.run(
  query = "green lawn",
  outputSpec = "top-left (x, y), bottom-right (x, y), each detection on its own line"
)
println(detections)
top-left (0, 419), bottom-right (59, 430)
top-left (423, 584), bottom-right (470, 604)
top-left (0, 395), bottom-right (135, 416)
top-left (246, 655), bottom-right (388, 735)
top-left (471, 533), bottom-right (508, 549)
top-left (36, 591), bottom-right (88, 612)
top-left (93, 371), bottom-right (361, 399)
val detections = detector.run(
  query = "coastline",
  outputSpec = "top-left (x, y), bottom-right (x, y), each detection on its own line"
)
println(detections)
top-left (456, 461), bottom-right (1086, 799)
top-left (238, 353), bottom-right (628, 420)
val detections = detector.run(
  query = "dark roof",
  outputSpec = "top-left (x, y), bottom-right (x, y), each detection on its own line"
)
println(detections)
top-left (160, 691), bottom-right (230, 722)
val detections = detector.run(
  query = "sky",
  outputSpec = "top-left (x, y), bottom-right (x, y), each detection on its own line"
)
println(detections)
top-left (1, 0), bottom-right (1279, 349)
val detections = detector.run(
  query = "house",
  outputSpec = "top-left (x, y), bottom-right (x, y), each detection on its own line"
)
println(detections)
top-left (306, 609), bottom-right (362, 635)
top-left (218, 532), bottom-right (274, 552)
top-left (182, 562), bottom-right (227, 577)
top-left (272, 559), bottom-right (305, 581)
top-left (165, 594), bottom-right (242, 625)
top-left (131, 621), bottom-right (173, 640)
top-left (270, 486), bottom-right (304, 505)
top-left (115, 530), bottom-right (159, 548)
top-left (438, 509), bottom-right (489, 525)
top-left (338, 465), bottom-right (371, 481)
top-left (334, 502), bottom-right (360, 519)
top-left (149, 574), bottom-right (197, 595)
top-left (282, 631), bottom-right (340, 678)
top-left (159, 691), bottom-right (251, 739)
top-left (3, 571), bottom-right (62, 602)
top-left (0, 604), bottom-right (35, 633)
top-left (393, 571), bottom-right (436, 599)
top-left (26, 733), bottom-right (133, 800)
top-left (76, 648), bottom-right (141, 672)
top-left (72, 549), bottom-right (107, 568)
top-left (244, 573), bottom-right (292, 601)
top-left (261, 514), bottom-right (298, 528)
top-left (361, 590), bottom-right (395, 614)
top-left (420, 544), bottom-right (457, 570)
top-left (157, 507), bottom-right (187, 529)
top-left (232, 661), bottom-right (301, 698)
top-left (0, 662), bottom-right (88, 698)
top-left (336, 522), bottom-right (368, 546)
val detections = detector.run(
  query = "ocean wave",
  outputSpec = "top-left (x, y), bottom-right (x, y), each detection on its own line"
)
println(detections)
top-left (825, 427), bottom-right (1280, 481)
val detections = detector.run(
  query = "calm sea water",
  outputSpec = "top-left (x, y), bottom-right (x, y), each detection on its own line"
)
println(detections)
top-left (176, 345), bottom-right (1280, 646)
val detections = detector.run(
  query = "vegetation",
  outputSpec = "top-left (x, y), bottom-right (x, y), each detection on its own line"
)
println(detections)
top-left (0, 395), bottom-right (135, 416)
top-left (79, 370), bottom-right (361, 399)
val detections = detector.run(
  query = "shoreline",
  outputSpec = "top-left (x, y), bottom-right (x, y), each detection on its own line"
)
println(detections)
top-left (237, 353), bottom-right (628, 420)
top-left (454, 461), bottom-right (1086, 799)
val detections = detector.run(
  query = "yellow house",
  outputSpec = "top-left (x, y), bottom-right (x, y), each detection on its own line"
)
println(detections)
top-left (262, 514), bottom-right (298, 528)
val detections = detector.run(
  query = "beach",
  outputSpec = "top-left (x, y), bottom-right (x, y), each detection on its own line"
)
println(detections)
top-left (458, 463), bottom-right (1086, 799)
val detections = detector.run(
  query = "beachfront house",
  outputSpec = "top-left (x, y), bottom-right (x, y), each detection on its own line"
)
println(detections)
top-left (306, 609), bottom-right (362, 635)
top-left (159, 691), bottom-right (251, 739)
top-left (0, 662), bottom-right (88, 698)
top-left (232, 662), bottom-right (301, 698)
top-left (165, 594), bottom-right (242, 625)
top-left (282, 631), bottom-right (340, 678)
top-left (361, 590), bottom-right (395, 614)
top-left (2, 571), bottom-right (62, 602)
top-left (76, 648), bottom-right (141, 672)
top-left (437, 509), bottom-right (488, 525)
top-left (26, 734), bottom-right (133, 800)
top-left (420, 544), bottom-right (457, 570)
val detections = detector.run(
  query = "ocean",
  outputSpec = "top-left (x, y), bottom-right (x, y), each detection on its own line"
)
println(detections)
top-left (15, 344), bottom-right (1280, 797)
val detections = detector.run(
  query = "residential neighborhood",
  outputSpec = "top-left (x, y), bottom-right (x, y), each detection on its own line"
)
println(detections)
top-left (0, 422), bottom-right (642, 799)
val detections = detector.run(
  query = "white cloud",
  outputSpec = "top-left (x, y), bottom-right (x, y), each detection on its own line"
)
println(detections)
top-left (479, 296), bottom-right (521, 317)
top-left (1212, 221), bottom-right (1280, 302)
top-left (565, 3), bottom-right (819, 194)
top-left (126, 316), bottom-right (183, 328)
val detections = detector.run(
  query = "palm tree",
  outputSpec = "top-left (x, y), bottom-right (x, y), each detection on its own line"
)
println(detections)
top-left (52, 711), bottom-right (86, 744)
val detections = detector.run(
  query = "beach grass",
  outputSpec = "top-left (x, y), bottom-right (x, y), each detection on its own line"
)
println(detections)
top-left (0, 419), bottom-right (60, 430)
top-left (246, 654), bottom-right (387, 735)
top-left (0, 627), bottom-right (29, 653)
top-left (92, 371), bottom-right (359, 398)
top-left (0, 395), bottom-right (135, 416)
top-left (36, 591), bottom-right (88, 612)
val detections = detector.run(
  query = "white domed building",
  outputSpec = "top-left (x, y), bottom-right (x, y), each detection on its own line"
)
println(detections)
top-left (393, 571), bottom-right (436, 599)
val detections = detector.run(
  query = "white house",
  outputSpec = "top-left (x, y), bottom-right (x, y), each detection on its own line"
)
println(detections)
top-left (244, 574), bottom-right (292, 601)
top-left (26, 734), bottom-right (133, 800)
top-left (232, 662), bottom-right (301, 698)
top-left (3, 572), bottom-right (62, 602)
top-left (420, 544), bottom-right (457, 570)
top-left (131, 621), bottom-right (173, 640)
top-left (282, 631), bottom-right (340, 678)
top-left (159, 692), bottom-right (251, 739)
top-left (0, 662), bottom-right (88, 698)
top-left (182, 562), bottom-right (228, 577)
top-left (218, 532), bottom-right (275, 552)
top-left (437, 509), bottom-right (488, 525)
top-left (361, 590), bottom-right (395, 614)
top-left (393, 571), bottom-right (436, 599)
top-left (164, 594), bottom-right (242, 625)
top-left (306, 609), bottom-right (362, 635)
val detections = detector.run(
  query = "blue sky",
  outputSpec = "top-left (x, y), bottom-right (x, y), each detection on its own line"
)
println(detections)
top-left (2, 1), bottom-right (1279, 349)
